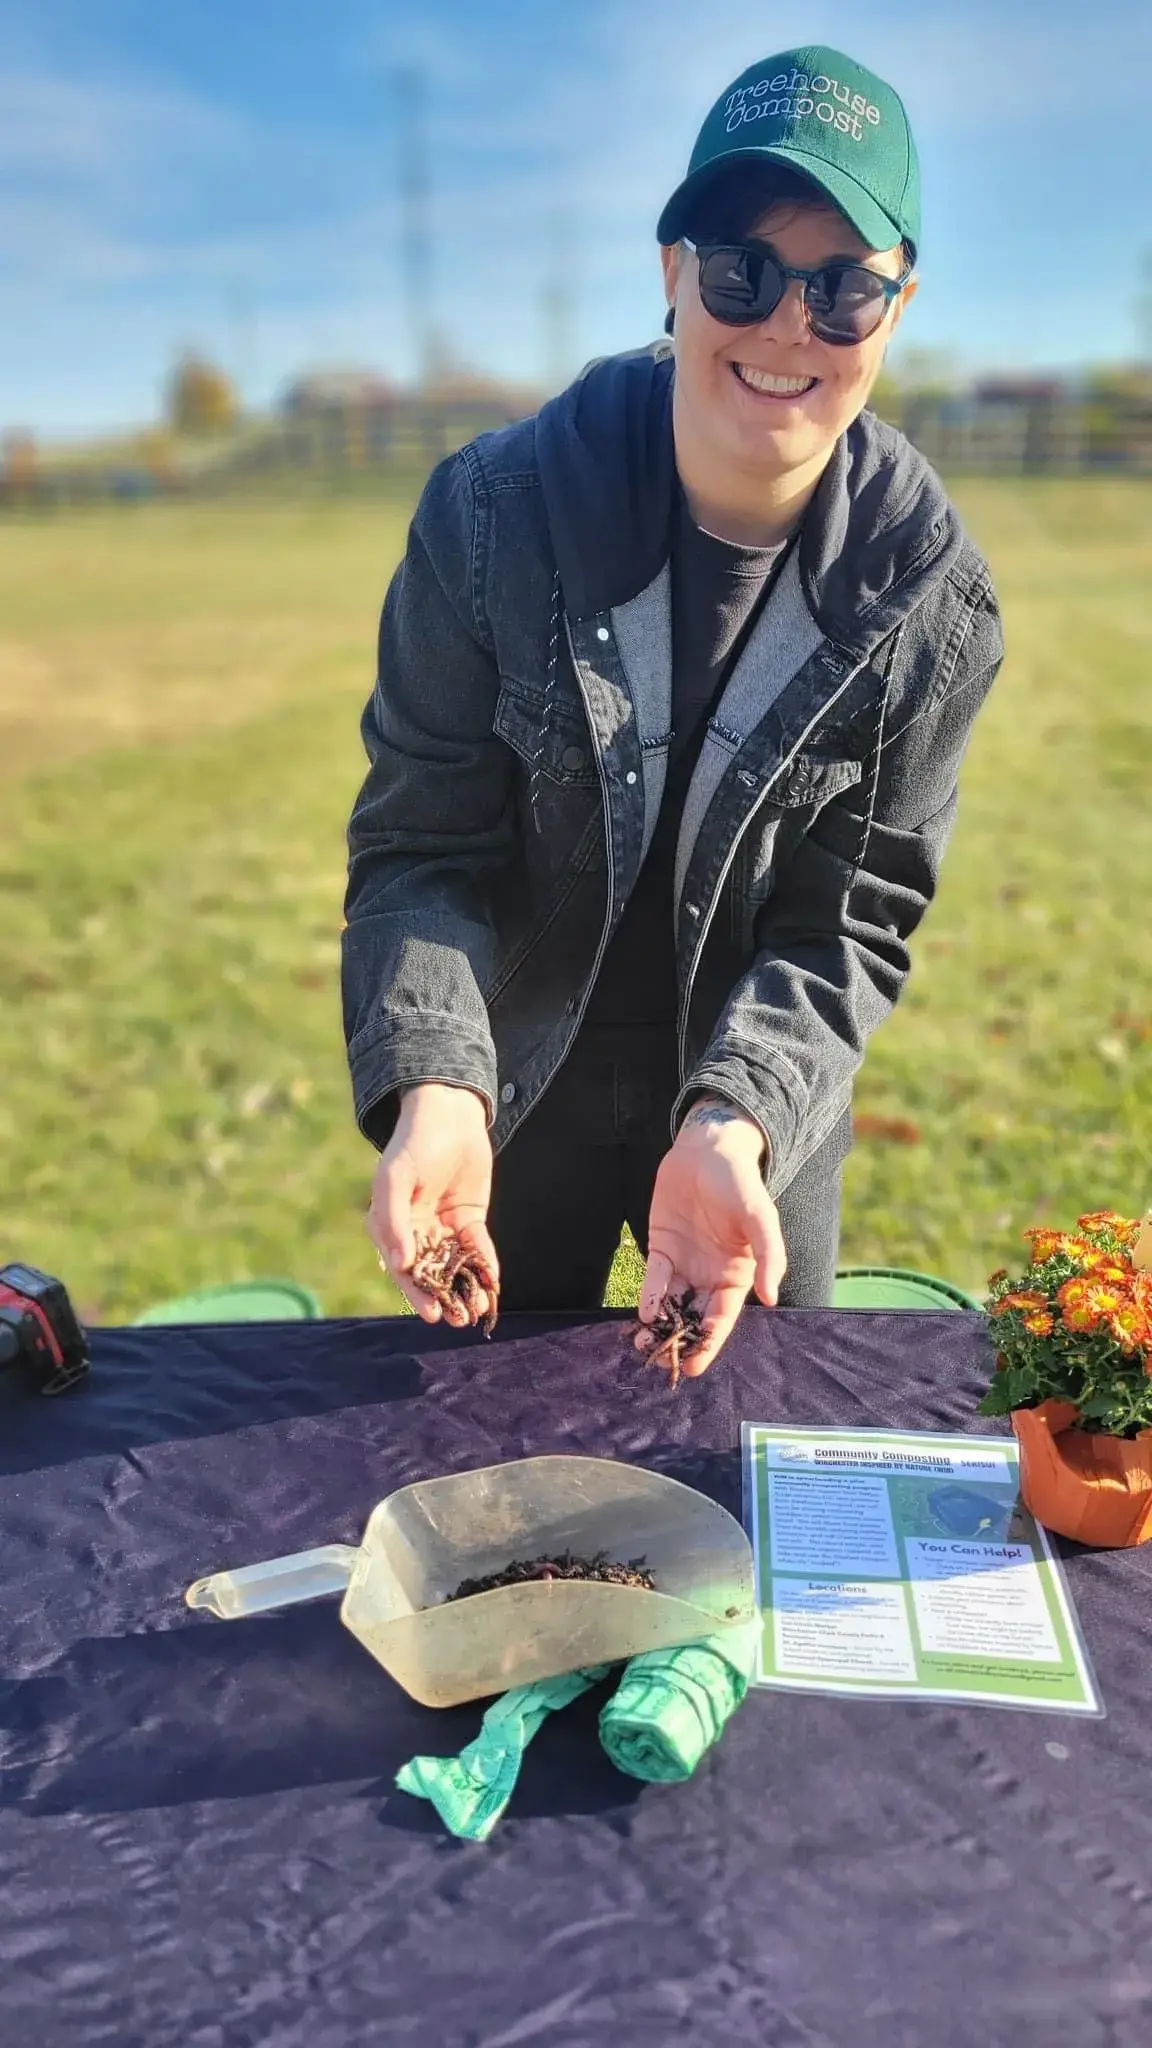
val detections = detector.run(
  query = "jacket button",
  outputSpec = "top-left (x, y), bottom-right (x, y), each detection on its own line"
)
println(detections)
top-left (561, 744), bottom-right (586, 771)
top-left (500, 1082), bottom-right (517, 1105)
top-left (625, 770), bottom-right (637, 786)
top-left (686, 902), bottom-right (700, 920)
top-left (596, 626), bottom-right (610, 643)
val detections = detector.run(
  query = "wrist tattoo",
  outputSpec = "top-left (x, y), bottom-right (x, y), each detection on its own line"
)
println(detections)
top-left (682, 1095), bottom-right (768, 1165)
top-left (684, 1095), bottom-right (747, 1133)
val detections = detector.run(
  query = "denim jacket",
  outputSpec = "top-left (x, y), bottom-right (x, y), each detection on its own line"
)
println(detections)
top-left (342, 349), bottom-right (1003, 1198)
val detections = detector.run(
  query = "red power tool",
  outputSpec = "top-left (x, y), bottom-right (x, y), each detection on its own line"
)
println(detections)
top-left (0, 1263), bottom-right (90, 1395)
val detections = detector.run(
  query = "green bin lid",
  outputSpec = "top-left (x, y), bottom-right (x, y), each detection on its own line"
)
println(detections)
top-left (833, 1267), bottom-right (982, 1313)
top-left (133, 1279), bottom-right (323, 1326)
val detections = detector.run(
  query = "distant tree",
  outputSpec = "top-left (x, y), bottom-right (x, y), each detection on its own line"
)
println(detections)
top-left (868, 367), bottom-right (901, 426)
top-left (885, 345), bottom-right (962, 396)
top-left (1, 429), bottom-right (37, 482)
top-left (168, 351), bottom-right (239, 436)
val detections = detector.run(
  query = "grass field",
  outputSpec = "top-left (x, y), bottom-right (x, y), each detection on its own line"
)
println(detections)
top-left (1, 477), bottom-right (1149, 1324)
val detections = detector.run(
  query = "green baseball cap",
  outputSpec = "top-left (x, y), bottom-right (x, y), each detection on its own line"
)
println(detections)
top-left (657, 46), bottom-right (920, 256)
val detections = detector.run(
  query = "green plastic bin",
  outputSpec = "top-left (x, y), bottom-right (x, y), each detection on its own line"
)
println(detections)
top-left (133, 1279), bottom-right (323, 1327)
top-left (833, 1266), bottom-right (983, 1313)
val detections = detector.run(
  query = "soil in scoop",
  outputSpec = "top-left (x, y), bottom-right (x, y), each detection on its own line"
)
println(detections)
top-left (447, 1550), bottom-right (656, 1601)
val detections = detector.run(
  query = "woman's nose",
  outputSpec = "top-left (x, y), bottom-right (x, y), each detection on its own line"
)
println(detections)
top-left (759, 279), bottom-right (811, 347)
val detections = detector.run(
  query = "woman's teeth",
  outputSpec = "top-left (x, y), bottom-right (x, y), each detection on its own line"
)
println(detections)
top-left (734, 364), bottom-right (817, 396)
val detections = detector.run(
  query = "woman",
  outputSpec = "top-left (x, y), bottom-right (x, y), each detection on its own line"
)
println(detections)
top-left (342, 44), bottom-right (1003, 1372)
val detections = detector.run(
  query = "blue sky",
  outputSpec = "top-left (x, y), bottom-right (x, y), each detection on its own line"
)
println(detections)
top-left (3, 0), bottom-right (1150, 438)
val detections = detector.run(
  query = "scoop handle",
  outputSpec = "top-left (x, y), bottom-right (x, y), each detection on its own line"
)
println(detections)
top-left (185, 1543), bottom-right (358, 1620)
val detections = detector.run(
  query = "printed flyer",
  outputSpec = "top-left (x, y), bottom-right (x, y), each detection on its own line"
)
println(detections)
top-left (741, 1425), bottom-right (1101, 1714)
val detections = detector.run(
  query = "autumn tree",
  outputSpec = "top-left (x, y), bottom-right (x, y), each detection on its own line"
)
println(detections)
top-left (168, 351), bottom-right (239, 436)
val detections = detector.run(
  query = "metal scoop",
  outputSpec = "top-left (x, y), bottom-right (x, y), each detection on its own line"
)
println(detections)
top-left (185, 1454), bottom-right (755, 1708)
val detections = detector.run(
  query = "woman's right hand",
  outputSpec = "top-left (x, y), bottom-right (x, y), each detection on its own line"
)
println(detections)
top-left (367, 1083), bottom-right (497, 1325)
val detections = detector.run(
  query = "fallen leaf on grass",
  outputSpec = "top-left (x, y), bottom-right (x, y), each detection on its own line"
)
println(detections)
top-left (853, 1113), bottom-right (923, 1145)
top-left (240, 1076), bottom-right (313, 1117)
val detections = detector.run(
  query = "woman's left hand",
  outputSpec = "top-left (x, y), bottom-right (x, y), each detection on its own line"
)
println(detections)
top-left (639, 1096), bottom-right (787, 1375)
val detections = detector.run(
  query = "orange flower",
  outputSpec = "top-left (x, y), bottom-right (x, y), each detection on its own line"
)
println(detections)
top-left (1078, 1210), bottom-right (1139, 1244)
top-left (990, 1290), bottom-right (1048, 1317)
top-left (1022, 1310), bottom-right (1055, 1337)
top-left (1086, 1284), bottom-right (1128, 1316)
top-left (1024, 1229), bottom-right (1079, 1264)
top-left (1076, 1253), bottom-right (1133, 1284)
top-left (988, 1268), bottom-right (1009, 1288)
top-left (1056, 1276), bottom-right (1128, 1333)
top-left (1106, 1303), bottom-right (1152, 1355)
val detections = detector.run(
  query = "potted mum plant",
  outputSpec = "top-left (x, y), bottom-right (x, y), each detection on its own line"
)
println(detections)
top-left (980, 1210), bottom-right (1152, 1547)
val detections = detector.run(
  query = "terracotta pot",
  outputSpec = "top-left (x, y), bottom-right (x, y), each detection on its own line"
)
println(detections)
top-left (1012, 1398), bottom-right (1152, 1547)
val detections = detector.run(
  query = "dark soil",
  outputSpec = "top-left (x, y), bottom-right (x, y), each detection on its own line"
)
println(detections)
top-left (636, 1288), bottom-right (705, 1388)
top-left (410, 1232), bottom-right (499, 1337)
top-left (447, 1550), bottom-right (656, 1601)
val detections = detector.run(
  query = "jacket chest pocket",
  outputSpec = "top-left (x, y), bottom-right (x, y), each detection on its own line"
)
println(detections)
top-left (767, 750), bottom-right (864, 809)
top-left (493, 680), bottom-right (599, 789)
top-left (727, 750), bottom-right (864, 945)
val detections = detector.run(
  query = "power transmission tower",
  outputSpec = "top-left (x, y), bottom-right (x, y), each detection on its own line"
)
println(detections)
top-left (541, 209), bottom-right (576, 393)
top-left (1136, 250), bottom-right (1152, 367)
top-left (227, 279), bottom-right (257, 410)
top-left (393, 69), bottom-right (439, 388)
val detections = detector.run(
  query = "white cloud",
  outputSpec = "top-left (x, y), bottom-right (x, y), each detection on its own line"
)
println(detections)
top-left (0, 67), bottom-right (247, 179)
top-left (583, 0), bottom-right (1152, 134)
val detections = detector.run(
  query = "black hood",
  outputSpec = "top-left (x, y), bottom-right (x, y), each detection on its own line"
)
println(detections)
top-left (535, 347), bottom-right (967, 654)
top-left (534, 348), bottom-right (678, 621)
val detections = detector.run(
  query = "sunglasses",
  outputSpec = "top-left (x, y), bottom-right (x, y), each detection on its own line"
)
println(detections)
top-left (682, 236), bottom-right (913, 347)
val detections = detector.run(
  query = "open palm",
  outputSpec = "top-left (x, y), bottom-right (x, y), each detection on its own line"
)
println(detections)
top-left (368, 1085), bottom-right (497, 1324)
top-left (639, 1122), bottom-right (786, 1375)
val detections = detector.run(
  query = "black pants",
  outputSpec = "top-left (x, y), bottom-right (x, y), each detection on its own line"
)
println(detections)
top-left (490, 1024), bottom-right (849, 1312)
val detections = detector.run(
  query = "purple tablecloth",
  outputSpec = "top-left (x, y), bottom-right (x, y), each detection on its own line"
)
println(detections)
top-left (2, 1308), bottom-right (1150, 2048)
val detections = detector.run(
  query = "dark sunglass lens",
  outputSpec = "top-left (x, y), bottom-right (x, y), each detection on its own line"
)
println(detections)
top-left (698, 246), bottom-right (785, 326)
top-left (807, 264), bottom-right (889, 343)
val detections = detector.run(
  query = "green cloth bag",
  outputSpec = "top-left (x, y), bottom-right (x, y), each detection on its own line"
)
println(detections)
top-left (598, 1621), bottom-right (760, 1783)
top-left (395, 1621), bottom-right (761, 1837)
top-left (395, 1665), bottom-right (610, 1842)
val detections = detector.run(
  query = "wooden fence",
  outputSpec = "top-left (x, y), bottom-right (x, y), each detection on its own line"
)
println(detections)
top-left (4, 386), bottom-right (1151, 513)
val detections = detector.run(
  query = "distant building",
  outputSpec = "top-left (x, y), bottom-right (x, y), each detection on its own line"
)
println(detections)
top-left (972, 375), bottom-right (1072, 406)
top-left (420, 367), bottom-right (541, 417)
top-left (273, 361), bottom-right (541, 471)
top-left (281, 369), bottom-right (399, 417)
